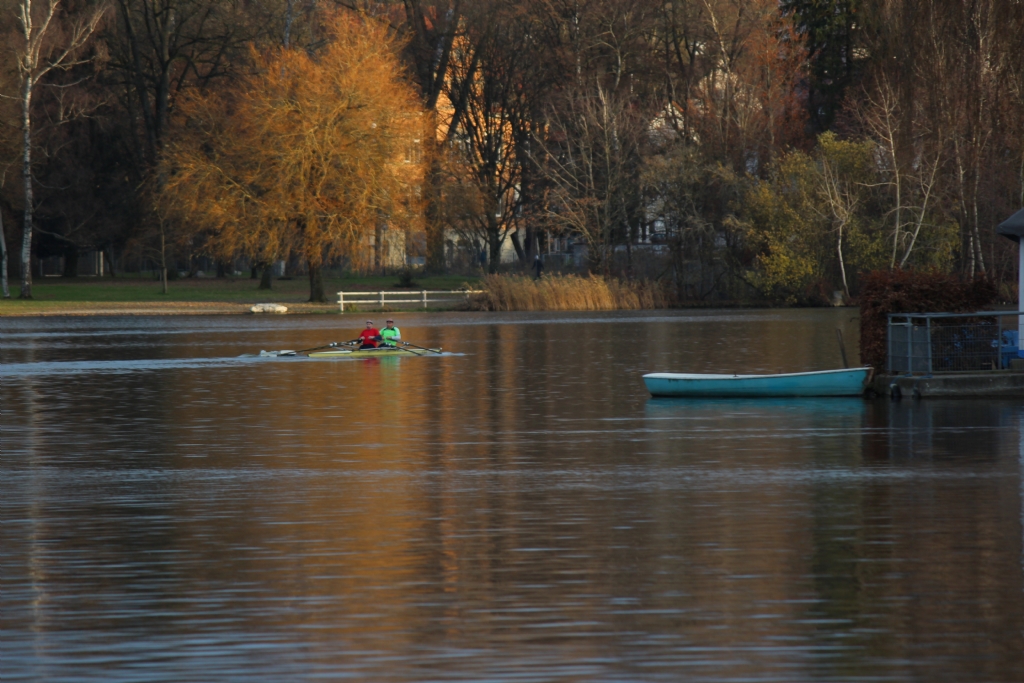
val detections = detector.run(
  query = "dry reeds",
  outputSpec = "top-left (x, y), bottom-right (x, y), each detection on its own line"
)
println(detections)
top-left (470, 274), bottom-right (673, 311)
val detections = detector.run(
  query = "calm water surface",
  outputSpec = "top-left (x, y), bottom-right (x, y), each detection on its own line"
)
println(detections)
top-left (2, 309), bottom-right (1023, 682)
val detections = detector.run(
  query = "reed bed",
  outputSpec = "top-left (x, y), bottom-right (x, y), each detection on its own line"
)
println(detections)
top-left (470, 274), bottom-right (673, 311)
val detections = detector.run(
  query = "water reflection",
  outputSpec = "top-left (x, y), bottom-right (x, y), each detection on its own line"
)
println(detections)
top-left (2, 310), bottom-right (1023, 682)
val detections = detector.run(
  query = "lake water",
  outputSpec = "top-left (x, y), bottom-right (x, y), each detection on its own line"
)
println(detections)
top-left (2, 309), bottom-right (1023, 682)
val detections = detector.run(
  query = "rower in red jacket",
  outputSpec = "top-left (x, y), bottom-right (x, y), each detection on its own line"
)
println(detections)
top-left (355, 320), bottom-right (381, 349)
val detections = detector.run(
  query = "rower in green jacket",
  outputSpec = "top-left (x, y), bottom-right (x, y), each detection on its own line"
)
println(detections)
top-left (380, 318), bottom-right (401, 347)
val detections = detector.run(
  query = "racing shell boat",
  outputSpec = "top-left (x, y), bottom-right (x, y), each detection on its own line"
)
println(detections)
top-left (251, 341), bottom-right (442, 358)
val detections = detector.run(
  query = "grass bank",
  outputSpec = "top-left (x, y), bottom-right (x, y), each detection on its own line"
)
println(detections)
top-left (470, 274), bottom-right (673, 311)
top-left (0, 273), bottom-right (480, 316)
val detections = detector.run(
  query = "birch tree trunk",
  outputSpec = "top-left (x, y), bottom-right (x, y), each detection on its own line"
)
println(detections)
top-left (19, 78), bottom-right (33, 296)
top-left (19, 26), bottom-right (36, 299)
top-left (16, 0), bottom-right (104, 298)
top-left (837, 221), bottom-right (849, 300)
top-left (898, 152), bottom-right (941, 269)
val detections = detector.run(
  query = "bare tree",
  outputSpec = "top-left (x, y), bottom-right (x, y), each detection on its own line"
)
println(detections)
top-left (912, 0), bottom-right (1014, 278)
top-left (15, 0), bottom-right (105, 298)
top-left (851, 0), bottom-right (1024, 281)
top-left (658, 0), bottom-right (805, 175)
top-left (109, 0), bottom-right (265, 171)
top-left (440, 3), bottom-right (548, 272)
top-left (340, 0), bottom-right (476, 270)
top-left (536, 81), bottom-right (646, 273)
top-left (816, 151), bottom-right (859, 300)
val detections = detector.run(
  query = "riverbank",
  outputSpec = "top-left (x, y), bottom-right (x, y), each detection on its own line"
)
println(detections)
top-left (0, 274), bottom-right (478, 316)
top-left (0, 300), bottom-right (342, 316)
top-left (1, 272), bottom-right (766, 316)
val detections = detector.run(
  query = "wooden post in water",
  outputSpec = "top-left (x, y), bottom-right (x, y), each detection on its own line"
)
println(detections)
top-left (835, 328), bottom-right (849, 368)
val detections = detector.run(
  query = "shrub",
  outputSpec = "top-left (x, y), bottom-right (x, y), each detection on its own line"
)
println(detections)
top-left (859, 269), bottom-right (998, 371)
top-left (469, 274), bottom-right (673, 311)
top-left (394, 268), bottom-right (420, 288)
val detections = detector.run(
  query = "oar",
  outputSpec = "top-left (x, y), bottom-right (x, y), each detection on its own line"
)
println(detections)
top-left (278, 341), bottom-right (356, 356)
top-left (295, 342), bottom-right (339, 354)
top-left (400, 341), bottom-right (442, 354)
top-left (389, 342), bottom-right (425, 358)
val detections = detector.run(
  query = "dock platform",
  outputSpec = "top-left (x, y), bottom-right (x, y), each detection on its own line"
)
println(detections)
top-left (870, 371), bottom-right (1024, 398)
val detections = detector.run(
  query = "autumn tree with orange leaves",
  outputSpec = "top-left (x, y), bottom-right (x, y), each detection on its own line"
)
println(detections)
top-left (158, 12), bottom-right (424, 302)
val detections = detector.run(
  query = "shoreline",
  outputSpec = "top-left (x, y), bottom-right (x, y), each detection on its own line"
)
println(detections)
top-left (0, 299), bottom-right (857, 317)
top-left (0, 301), bottom-right (342, 317)
top-left (0, 275), bottom-right (859, 317)
top-left (0, 274), bottom-right (483, 317)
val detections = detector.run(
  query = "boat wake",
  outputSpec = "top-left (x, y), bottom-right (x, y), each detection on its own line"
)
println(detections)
top-left (0, 356), bottom-right (265, 378)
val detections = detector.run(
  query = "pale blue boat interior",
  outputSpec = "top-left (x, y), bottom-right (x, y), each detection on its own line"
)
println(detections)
top-left (643, 367), bottom-right (870, 398)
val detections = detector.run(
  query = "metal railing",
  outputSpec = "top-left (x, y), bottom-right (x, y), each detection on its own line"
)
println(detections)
top-left (338, 290), bottom-right (483, 312)
top-left (887, 311), bottom-right (1021, 374)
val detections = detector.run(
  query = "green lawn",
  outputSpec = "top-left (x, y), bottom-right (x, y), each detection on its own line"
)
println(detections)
top-left (6, 274), bottom-right (479, 301)
top-left (0, 273), bottom-right (481, 315)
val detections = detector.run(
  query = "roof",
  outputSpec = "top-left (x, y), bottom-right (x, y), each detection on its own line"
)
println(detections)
top-left (997, 208), bottom-right (1024, 242)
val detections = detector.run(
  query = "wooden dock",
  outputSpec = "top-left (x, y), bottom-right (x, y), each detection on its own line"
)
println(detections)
top-left (870, 371), bottom-right (1024, 398)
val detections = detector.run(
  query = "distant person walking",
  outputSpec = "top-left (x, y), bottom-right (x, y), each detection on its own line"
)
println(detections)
top-left (532, 255), bottom-right (543, 279)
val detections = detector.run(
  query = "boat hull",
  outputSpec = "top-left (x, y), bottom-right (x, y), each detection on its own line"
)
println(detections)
top-left (643, 367), bottom-right (871, 398)
top-left (308, 347), bottom-right (440, 359)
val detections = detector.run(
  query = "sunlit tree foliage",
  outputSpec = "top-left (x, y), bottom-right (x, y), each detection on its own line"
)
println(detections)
top-left (158, 12), bottom-right (425, 301)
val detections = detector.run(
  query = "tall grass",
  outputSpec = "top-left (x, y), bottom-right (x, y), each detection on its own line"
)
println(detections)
top-left (471, 274), bottom-right (673, 311)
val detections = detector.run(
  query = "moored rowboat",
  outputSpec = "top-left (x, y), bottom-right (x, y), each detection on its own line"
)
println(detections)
top-left (643, 367), bottom-right (871, 398)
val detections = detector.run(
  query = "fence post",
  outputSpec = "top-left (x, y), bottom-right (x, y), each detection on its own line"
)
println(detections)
top-left (338, 291), bottom-right (344, 313)
top-left (998, 315), bottom-right (1003, 369)
top-left (884, 315), bottom-right (892, 374)
top-left (380, 291), bottom-right (384, 308)
top-left (926, 316), bottom-right (932, 375)
top-left (906, 317), bottom-right (912, 375)
top-left (1019, 242), bottom-right (1024, 357)
top-left (423, 290), bottom-right (427, 309)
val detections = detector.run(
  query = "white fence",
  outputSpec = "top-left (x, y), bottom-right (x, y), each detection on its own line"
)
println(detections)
top-left (338, 290), bottom-right (483, 312)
